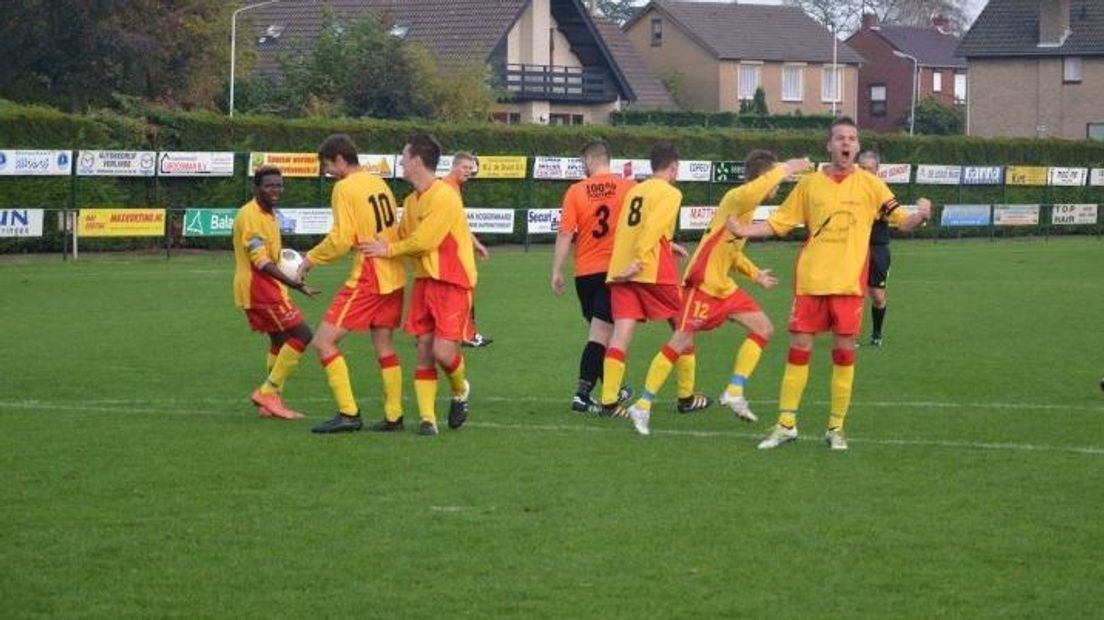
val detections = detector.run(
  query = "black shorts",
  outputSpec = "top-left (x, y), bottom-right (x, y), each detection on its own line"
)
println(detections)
top-left (575, 272), bottom-right (612, 323)
top-left (868, 244), bottom-right (891, 288)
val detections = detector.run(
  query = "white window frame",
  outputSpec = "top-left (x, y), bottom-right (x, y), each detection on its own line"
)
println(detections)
top-left (782, 63), bottom-right (805, 102)
top-left (1064, 56), bottom-right (1082, 83)
top-left (954, 73), bottom-right (967, 104)
top-left (932, 71), bottom-right (943, 92)
top-left (821, 65), bottom-right (841, 103)
top-left (738, 63), bottom-right (762, 101)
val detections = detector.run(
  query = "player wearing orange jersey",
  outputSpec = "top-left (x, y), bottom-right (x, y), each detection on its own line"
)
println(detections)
top-left (363, 134), bottom-right (476, 436)
top-left (729, 117), bottom-right (931, 450)
top-left (551, 139), bottom-right (636, 413)
top-left (236, 166), bottom-right (320, 421)
top-left (442, 152), bottom-right (493, 348)
top-left (622, 152), bottom-right (812, 435)
top-left (297, 134), bottom-right (408, 434)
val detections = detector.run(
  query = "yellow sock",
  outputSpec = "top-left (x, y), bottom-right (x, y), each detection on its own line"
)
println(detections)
top-left (778, 348), bottom-right (811, 428)
top-left (260, 338), bottom-right (306, 395)
top-left (378, 354), bottom-right (403, 422)
top-left (675, 347), bottom-right (696, 399)
top-left (637, 346), bottom-right (678, 411)
top-left (600, 348), bottom-right (627, 406)
top-left (322, 353), bottom-right (358, 415)
top-left (726, 334), bottom-right (767, 397)
top-left (265, 346), bottom-right (279, 373)
top-left (444, 353), bottom-right (467, 396)
top-left (829, 348), bottom-right (856, 430)
top-left (414, 367), bottom-right (438, 423)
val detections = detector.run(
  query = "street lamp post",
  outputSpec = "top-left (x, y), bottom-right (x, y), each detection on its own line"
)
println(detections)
top-left (893, 50), bottom-right (919, 135)
top-left (230, 0), bottom-right (280, 117)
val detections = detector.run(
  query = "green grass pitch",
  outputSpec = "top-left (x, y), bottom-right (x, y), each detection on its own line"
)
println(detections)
top-left (2, 237), bottom-right (1103, 618)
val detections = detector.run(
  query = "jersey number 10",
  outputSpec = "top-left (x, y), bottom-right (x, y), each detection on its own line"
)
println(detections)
top-left (368, 193), bottom-right (395, 233)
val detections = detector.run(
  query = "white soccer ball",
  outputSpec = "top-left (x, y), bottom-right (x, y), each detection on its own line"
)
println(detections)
top-left (277, 248), bottom-right (303, 281)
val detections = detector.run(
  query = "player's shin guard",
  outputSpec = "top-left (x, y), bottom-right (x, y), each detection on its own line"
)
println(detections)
top-left (321, 352), bottom-right (358, 415)
top-left (600, 348), bottom-right (626, 406)
top-left (778, 348), bottom-right (811, 428)
top-left (637, 345), bottom-right (679, 411)
top-left (260, 338), bottom-right (307, 395)
top-left (414, 368), bottom-right (438, 423)
top-left (829, 348), bottom-right (856, 430)
top-left (579, 340), bottom-right (605, 393)
top-left (378, 354), bottom-right (403, 422)
top-left (727, 333), bottom-right (768, 397)
top-left (675, 347), bottom-right (696, 399)
top-left (443, 353), bottom-right (467, 396)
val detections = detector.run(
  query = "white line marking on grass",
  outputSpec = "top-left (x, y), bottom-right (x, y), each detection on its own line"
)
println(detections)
top-left (7, 396), bottom-right (1103, 413)
top-left (468, 421), bottom-right (1104, 456)
top-left (1, 400), bottom-right (1101, 456)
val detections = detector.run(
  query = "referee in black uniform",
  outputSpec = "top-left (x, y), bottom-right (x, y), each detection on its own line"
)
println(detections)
top-left (858, 151), bottom-right (890, 346)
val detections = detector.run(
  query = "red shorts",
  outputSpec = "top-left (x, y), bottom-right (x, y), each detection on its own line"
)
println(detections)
top-left (788, 294), bottom-right (864, 336)
top-left (610, 281), bottom-right (682, 321)
top-left (244, 301), bottom-right (304, 333)
top-left (323, 285), bottom-right (403, 331)
top-left (677, 286), bottom-right (761, 333)
top-left (404, 278), bottom-right (472, 341)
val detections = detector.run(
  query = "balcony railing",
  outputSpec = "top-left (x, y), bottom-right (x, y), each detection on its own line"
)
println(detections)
top-left (492, 64), bottom-right (618, 104)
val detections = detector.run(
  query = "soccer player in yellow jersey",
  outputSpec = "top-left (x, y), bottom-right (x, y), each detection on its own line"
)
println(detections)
top-left (598, 141), bottom-right (687, 428)
top-left (363, 134), bottom-right (477, 436)
top-left (728, 117), bottom-right (931, 450)
top-left (442, 152), bottom-right (493, 348)
top-left (297, 134), bottom-right (408, 434)
top-left (623, 151), bottom-right (812, 435)
top-left (236, 166), bottom-right (320, 420)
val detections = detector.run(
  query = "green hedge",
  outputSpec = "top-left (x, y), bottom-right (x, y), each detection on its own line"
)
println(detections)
top-left (611, 110), bottom-right (836, 130)
top-left (1, 102), bottom-right (1103, 252)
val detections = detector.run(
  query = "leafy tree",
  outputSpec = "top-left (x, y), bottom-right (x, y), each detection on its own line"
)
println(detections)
top-left (786, 0), bottom-right (971, 35)
top-left (739, 88), bottom-right (769, 116)
top-left (656, 70), bottom-right (686, 109)
top-left (595, 0), bottom-right (641, 25)
top-left (263, 11), bottom-right (495, 121)
top-left (909, 97), bottom-right (964, 135)
top-left (0, 1), bottom-right (233, 112)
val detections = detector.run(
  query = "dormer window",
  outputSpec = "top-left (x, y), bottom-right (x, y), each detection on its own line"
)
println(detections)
top-left (258, 24), bottom-right (285, 44)
top-left (389, 23), bottom-right (410, 39)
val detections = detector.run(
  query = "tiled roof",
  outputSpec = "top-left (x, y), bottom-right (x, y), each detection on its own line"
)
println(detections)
top-left (592, 19), bottom-right (675, 109)
top-left (875, 25), bottom-right (966, 68)
top-left (626, 0), bottom-right (864, 64)
top-left (246, 0), bottom-right (529, 75)
top-left (957, 0), bottom-right (1104, 57)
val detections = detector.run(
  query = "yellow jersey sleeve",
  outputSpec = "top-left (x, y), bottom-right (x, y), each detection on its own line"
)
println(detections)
top-left (768, 176), bottom-right (808, 237)
top-left (734, 253), bottom-right (760, 280)
top-left (390, 187), bottom-right (460, 257)
top-left (306, 182), bottom-right (356, 266)
top-left (239, 208), bottom-right (275, 269)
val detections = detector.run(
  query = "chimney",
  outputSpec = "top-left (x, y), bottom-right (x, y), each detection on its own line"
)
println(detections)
top-left (861, 13), bottom-right (879, 30)
top-left (1038, 0), bottom-right (1071, 47)
top-left (932, 14), bottom-right (951, 34)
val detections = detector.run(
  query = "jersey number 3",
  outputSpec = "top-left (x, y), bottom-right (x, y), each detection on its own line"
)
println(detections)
top-left (592, 205), bottom-right (610, 238)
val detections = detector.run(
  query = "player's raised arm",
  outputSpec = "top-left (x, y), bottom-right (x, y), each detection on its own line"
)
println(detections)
top-left (896, 197), bottom-right (932, 232)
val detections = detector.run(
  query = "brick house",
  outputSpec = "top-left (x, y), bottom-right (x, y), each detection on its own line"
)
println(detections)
top-left (846, 14), bottom-right (966, 133)
top-left (957, 0), bottom-right (1104, 139)
top-left (247, 0), bottom-right (672, 124)
top-left (623, 0), bottom-right (863, 116)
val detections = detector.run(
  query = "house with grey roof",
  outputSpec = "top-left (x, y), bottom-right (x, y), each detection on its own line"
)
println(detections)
top-left (957, 0), bottom-right (1104, 139)
top-left (622, 0), bottom-right (864, 116)
top-left (846, 14), bottom-right (966, 133)
top-left (246, 0), bottom-right (672, 124)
